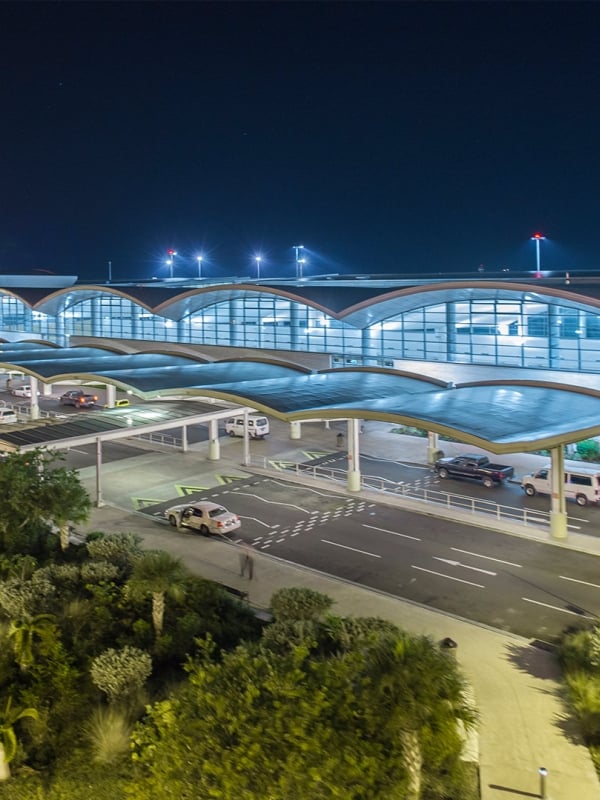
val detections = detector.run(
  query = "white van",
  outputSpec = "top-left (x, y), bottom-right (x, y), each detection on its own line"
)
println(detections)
top-left (0, 409), bottom-right (17, 424)
top-left (521, 463), bottom-right (600, 506)
top-left (225, 414), bottom-right (270, 439)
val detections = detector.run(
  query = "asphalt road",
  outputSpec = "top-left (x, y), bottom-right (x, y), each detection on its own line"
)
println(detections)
top-left (141, 475), bottom-right (600, 642)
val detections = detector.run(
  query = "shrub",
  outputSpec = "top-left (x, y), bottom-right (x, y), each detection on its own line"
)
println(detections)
top-left (90, 646), bottom-right (152, 705)
top-left (84, 706), bottom-right (133, 763)
top-left (576, 439), bottom-right (600, 462)
top-left (565, 671), bottom-right (600, 741)
top-left (270, 587), bottom-right (334, 621)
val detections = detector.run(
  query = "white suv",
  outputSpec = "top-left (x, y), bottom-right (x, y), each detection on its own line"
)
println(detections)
top-left (164, 501), bottom-right (241, 536)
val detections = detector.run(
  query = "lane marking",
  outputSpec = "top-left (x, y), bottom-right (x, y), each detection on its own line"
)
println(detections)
top-left (451, 548), bottom-right (522, 568)
top-left (412, 565), bottom-right (484, 588)
top-left (321, 539), bottom-right (381, 558)
top-left (230, 491), bottom-right (310, 514)
top-left (363, 524), bottom-right (421, 541)
top-left (434, 557), bottom-right (496, 576)
top-left (237, 516), bottom-right (273, 528)
top-left (266, 479), bottom-right (348, 501)
top-left (522, 597), bottom-right (593, 617)
top-left (560, 575), bottom-right (600, 590)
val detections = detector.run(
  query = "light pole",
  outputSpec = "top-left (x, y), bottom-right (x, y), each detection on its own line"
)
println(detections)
top-left (166, 249), bottom-right (177, 279)
top-left (530, 233), bottom-right (545, 274)
top-left (293, 245), bottom-right (304, 279)
top-left (196, 255), bottom-right (203, 279)
top-left (255, 256), bottom-right (262, 280)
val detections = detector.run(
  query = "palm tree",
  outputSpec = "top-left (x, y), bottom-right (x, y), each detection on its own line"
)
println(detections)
top-left (8, 614), bottom-right (56, 672)
top-left (40, 467), bottom-right (91, 551)
top-left (127, 552), bottom-right (187, 637)
top-left (0, 696), bottom-right (38, 780)
top-left (365, 633), bottom-right (477, 800)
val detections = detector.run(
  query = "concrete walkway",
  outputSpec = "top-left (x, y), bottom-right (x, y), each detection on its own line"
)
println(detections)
top-left (77, 423), bottom-right (600, 799)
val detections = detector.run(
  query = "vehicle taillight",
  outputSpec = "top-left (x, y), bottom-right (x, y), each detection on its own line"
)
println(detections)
top-left (217, 521), bottom-right (223, 528)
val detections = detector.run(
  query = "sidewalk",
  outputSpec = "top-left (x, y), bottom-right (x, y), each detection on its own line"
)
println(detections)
top-left (76, 424), bottom-right (600, 799)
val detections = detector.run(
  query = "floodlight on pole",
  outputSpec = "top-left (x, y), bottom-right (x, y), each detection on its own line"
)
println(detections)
top-left (293, 245), bottom-right (304, 279)
top-left (196, 255), bottom-right (203, 279)
top-left (530, 233), bottom-right (546, 274)
top-left (255, 255), bottom-right (262, 279)
top-left (166, 249), bottom-right (177, 279)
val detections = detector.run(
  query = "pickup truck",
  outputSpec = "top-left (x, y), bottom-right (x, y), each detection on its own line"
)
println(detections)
top-left (59, 389), bottom-right (98, 408)
top-left (434, 453), bottom-right (514, 488)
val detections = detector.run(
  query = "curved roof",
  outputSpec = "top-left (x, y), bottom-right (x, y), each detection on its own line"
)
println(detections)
top-left (2, 343), bottom-right (600, 455)
top-left (3, 275), bottom-right (600, 328)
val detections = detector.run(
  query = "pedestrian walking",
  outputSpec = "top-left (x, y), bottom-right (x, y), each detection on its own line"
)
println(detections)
top-left (239, 543), bottom-right (255, 580)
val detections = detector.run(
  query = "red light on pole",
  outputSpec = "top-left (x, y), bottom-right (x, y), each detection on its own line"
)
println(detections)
top-left (530, 233), bottom-right (546, 276)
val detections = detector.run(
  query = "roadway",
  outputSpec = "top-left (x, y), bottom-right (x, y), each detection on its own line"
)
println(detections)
top-left (5, 391), bottom-right (600, 641)
top-left (124, 465), bottom-right (600, 643)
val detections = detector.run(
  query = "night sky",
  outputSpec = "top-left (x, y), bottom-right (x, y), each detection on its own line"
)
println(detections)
top-left (2, 1), bottom-right (600, 282)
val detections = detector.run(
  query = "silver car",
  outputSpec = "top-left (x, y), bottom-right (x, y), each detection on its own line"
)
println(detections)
top-left (164, 501), bottom-right (241, 536)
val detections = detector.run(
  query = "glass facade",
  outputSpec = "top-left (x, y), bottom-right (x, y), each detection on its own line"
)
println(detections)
top-left (2, 288), bottom-right (600, 373)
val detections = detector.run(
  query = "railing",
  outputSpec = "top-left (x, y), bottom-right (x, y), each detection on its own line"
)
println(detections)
top-left (135, 431), bottom-right (182, 448)
top-left (250, 456), bottom-right (555, 529)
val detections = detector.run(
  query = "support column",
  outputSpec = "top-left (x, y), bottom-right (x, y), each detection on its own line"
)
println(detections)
top-left (131, 302), bottom-right (141, 339)
top-left (446, 302), bottom-right (457, 361)
top-left (230, 300), bottom-right (244, 346)
top-left (290, 303), bottom-right (299, 350)
top-left (549, 445), bottom-right (568, 540)
top-left (242, 409), bottom-right (250, 466)
top-left (289, 421), bottom-right (301, 440)
top-left (55, 312), bottom-right (67, 346)
top-left (30, 377), bottom-right (40, 420)
top-left (181, 425), bottom-right (188, 453)
top-left (41, 382), bottom-right (52, 397)
top-left (208, 418), bottom-right (220, 461)
top-left (347, 418), bottom-right (361, 492)
top-left (104, 384), bottom-right (116, 408)
top-left (427, 431), bottom-right (440, 464)
top-left (95, 437), bottom-right (104, 507)
top-left (549, 305), bottom-right (561, 370)
top-left (92, 297), bottom-right (103, 337)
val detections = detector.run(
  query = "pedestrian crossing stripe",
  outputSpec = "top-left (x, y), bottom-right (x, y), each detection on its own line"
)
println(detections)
top-left (132, 497), bottom-right (163, 510)
top-left (268, 460), bottom-right (297, 471)
top-left (176, 485), bottom-right (209, 496)
top-left (302, 450), bottom-right (331, 459)
top-left (216, 474), bottom-right (245, 485)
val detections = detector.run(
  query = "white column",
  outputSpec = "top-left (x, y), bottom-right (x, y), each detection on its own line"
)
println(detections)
top-left (427, 431), bottom-right (440, 464)
top-left (347, 418), bottom-right (361, 492)
top-left (181, 424), bottom-right (188, 453)
top-left (95, 437), bottom-right (104, 507)
top-left (289, 421), bottom-right (301, 440)
top-left (242, 409), bottom-right (250, 466)
top-left (105, 384), bottom-right (116, 408)
top-left (41, 382), bottom-right (53, 397)
top-left (30, 376), bottom-right (40, 420)
top-left (208, 418), bottom-right (220, 461)
top-left (550, 445), bottom-right (568, 540)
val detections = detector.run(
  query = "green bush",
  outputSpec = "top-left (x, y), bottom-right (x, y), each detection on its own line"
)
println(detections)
top-left (576, 440), bottom-right (600, 462)
top-left (565, 671), bottom-right (600, 741)
top-left (558, 628), bottom-right (597, 673)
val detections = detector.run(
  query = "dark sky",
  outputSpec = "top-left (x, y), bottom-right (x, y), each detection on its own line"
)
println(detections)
top-left (2, 1), bottom-right (599, 282)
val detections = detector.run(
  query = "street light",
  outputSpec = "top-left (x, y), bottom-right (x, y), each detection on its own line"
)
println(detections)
top-left (293, 245), bottom-right (304, 279)
top-left (166, 249), bottom-right (177, 279)
top-left (196, 255), bottom-right (203, 279)
top-left (255, 255), bottom-right (262, 279)
top-left (530, 233), bottom-right (546, 274)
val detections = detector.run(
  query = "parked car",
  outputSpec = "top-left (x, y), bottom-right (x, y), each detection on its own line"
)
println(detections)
top-left (434, 453), bottom-right (514, 488)
top-left (59, 389), bottom-right (98, 408)
top-left (0, 409), bottom-right (18, 424)
top-left (11, 385), bottom-right (36, 398)
top-left (164, 501), bottom-right (241, 536)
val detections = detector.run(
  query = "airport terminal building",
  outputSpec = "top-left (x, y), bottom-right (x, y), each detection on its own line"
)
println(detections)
top-left (2, 271), bottom-right (600, 377)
